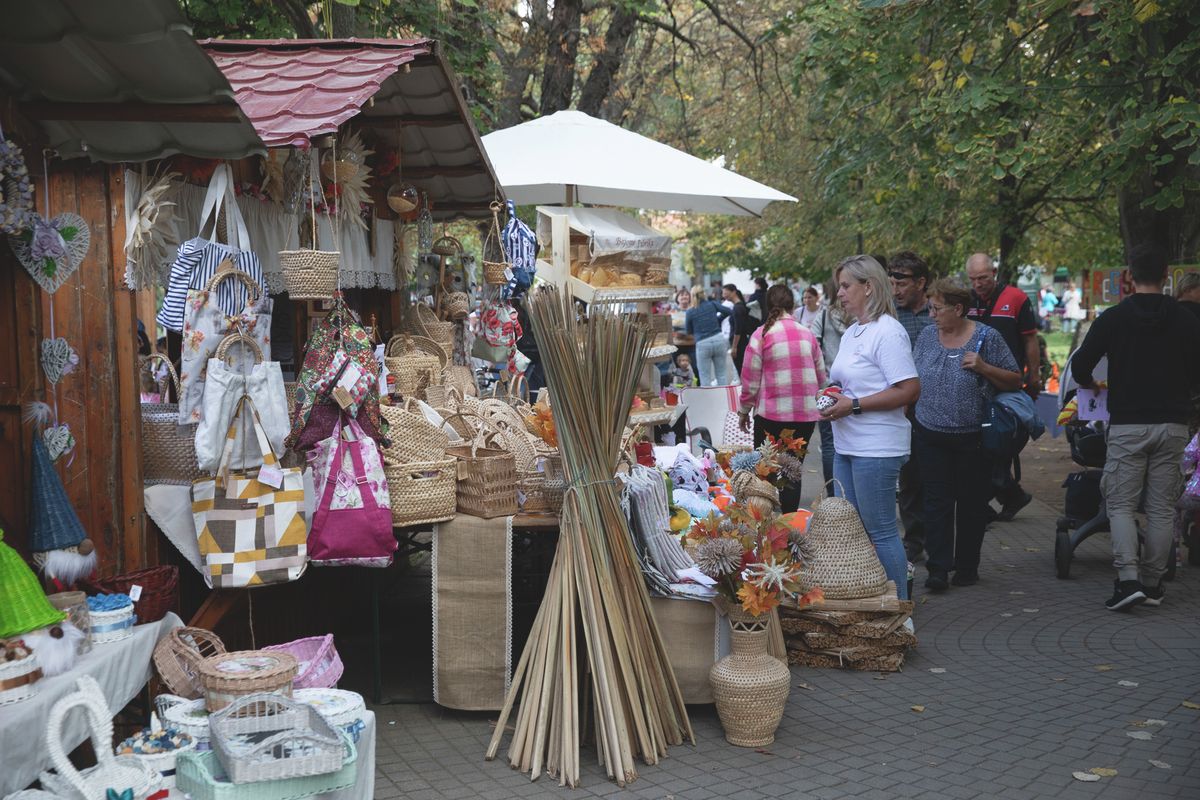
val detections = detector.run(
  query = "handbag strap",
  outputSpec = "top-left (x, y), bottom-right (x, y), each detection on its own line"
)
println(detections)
top-left (217, 395), bottom-right (277, 478)
top-left (198, 163), bottom-right (251, 251)
top-left (318, 416), bottom-right (383, 513)
top-left (204, 267), bottom-right (261, 304)
top-left (143, 353), bottom-right (181, 396)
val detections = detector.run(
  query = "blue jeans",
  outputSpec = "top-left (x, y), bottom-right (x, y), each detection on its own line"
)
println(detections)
top-left (818, 420), bottom-right (835, 489)
top-left (694, 333), bottom-right (731, 386)
top-left (834, 453), bottom-right (910, 600)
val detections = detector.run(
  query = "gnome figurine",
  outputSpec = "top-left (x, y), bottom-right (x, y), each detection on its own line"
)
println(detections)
top-left (28, 435), bottom-right (96, 584)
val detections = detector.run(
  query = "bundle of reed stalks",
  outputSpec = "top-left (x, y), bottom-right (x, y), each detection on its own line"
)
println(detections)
top-left (485, 287), bottom-right (693, 787)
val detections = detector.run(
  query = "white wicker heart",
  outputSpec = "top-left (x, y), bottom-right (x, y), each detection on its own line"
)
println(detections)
top-left (37, 676), bottom-right (163, 800)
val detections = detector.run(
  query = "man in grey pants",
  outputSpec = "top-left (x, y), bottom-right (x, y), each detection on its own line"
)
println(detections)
top-left (1072, 243), bottom-right (1200, 610)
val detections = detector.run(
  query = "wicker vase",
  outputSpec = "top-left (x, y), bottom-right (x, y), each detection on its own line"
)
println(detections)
top-left (709, 606), bottom-right (791, 747)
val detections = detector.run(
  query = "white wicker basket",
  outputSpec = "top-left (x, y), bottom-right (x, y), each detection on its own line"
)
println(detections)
top-left (0, 650), bottom-right (41, 706)
top-left (293, 688), bottom-right (367, 744)
top-left (88, 603), bottom-right (135, 644)
top-left (38, 676), bottom-right (163, 800)
top-left (156, 694), bottom-right (213, 749)
top-left (209, 693), bottom-right (347, 784)
top-left (116, 730), bottom-right (197, 789)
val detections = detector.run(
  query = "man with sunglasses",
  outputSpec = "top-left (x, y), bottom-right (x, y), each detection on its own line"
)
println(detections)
top-left (891, 252), bottom-right (934, 562)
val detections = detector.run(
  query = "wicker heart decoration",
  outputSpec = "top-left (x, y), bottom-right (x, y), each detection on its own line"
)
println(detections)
top-left (9, 212), bottom-right (91, 294)
top-left (44, 424), bottom-right (75, 462)
top-left (40, 337), bottom-right (79, 385)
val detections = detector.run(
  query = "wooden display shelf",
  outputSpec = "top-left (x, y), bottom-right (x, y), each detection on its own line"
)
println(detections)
top-left (645, 344), bottom-right (677, 363)
top-left (628, 404), bottom-right (687, 428)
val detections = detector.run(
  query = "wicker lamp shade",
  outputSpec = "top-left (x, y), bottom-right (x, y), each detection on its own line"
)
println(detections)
top-left (796, 483), bottom-right (889, 600)
top-left (0, 528), bottom-right (66, 639)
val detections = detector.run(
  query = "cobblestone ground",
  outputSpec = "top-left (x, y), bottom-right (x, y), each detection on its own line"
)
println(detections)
top-left (372, 440), bottom-right (1200, 800)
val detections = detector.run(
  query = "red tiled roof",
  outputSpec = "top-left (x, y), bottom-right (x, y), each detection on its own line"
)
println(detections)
top-left (199, 38), bottom-right (434, 147)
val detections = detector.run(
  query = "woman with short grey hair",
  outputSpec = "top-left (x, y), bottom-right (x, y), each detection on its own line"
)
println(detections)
top-left (820, 255), bottom-right (920, 601)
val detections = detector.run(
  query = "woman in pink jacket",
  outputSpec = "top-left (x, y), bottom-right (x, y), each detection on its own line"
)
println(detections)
top-left (737, 284), bottom-right (827, 512)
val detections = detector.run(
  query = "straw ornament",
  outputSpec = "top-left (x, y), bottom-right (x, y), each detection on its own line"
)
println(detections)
top-left (1, 137), bottom-right (34, 235)
top-left (322, 131), bottom-right (373, 231)
top-left (694, 538), bottom-right (744, 578)
top-left (40, 337), bottom-right (79, 385)
top-left (123, 170), bottom-right (179, 290)
top-left (10, 212), bottom-right (90, 295)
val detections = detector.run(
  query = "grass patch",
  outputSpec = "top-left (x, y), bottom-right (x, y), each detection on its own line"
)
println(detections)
top-left (1043, 330), bottom-right (1074, 368)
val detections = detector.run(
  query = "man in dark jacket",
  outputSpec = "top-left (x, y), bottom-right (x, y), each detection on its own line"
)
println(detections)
top-left (1073, 244), bottom-right (1200, 611)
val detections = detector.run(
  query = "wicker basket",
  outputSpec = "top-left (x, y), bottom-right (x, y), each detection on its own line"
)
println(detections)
top-left (155, 627), bottom-right (228, 699)
top-left (209, 693), bottom-right (346, 784)
top-left (197, 650), bottom-right (297, 713)
top-left (384, 334), bottom-right (446, 399)
top-left (444, 365), bottom-right (477, 398)
top-left (262, 634), bottom-right (343, 690)
top-left (116, 729), bottom-right (198, 789)
top-left (47, 591), bottom-right (91, 655)
top-left (81, 565), bottom-right (178, 624)
top-left (441, 291), bottom-right (470, 321)
top-left (279, 249), bottom-right (339, 301)
top-left (141, 355), bottom-right (203, 486)
top-left (155, 694), bottom-right (213, 748)
top-left (293, 688), bottom-right (366, 744)
top-left (0, 649), bottom-right (41, 706)
top-left (645, 265), bottom-right (670, 286)
top-left (379, 400), bottom-right (449, 464)
top-left (441, 413), bottom-right (518, 519)
top-left (797, 481), bottom-right (889, 600)
top-left (89, 600), bottom-right (135, 644)
top-left (412, 302), bottom-right (455, 360)
top-left (176, 744), bottom-right (356, 800)
top-left (386, 458), bottom-right (458, 527)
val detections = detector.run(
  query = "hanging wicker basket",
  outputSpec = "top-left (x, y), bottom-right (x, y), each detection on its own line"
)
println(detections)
top-left (482, 201), bottom-right (511, 285)
top-left (441, 291), bottom-right (470, 321)
top-left (280, 249), bottom-right (339, 301)
top-left (797, 480), bottom-right (889, 599)
top-left (141, 355), bottom-right (203, 486)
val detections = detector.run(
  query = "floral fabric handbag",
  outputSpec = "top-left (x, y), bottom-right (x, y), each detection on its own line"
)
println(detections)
top-left (306, 415), bottom-right (395, 567)
top-left (192, 396), bottom-right (307, 589)
top-left (178, 268), bottom-right (272, 424)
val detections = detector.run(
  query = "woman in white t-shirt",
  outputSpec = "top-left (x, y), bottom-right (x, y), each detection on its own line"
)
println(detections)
top-left (820, 255), bottom-right (921, 600)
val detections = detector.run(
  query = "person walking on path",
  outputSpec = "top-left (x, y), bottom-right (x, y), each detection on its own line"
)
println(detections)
top-left (966, 253), bottom-right (1040, 521)
top-left (1072, 244), bottom-right (1200, 611)
top-left (795, 286), bottom-right (822, 328)
top-left (686, 285), bottom-right (732, 386)
top-left (913, 278), bottom-right (1022, 591)
top-left (1062, 280), bottom-right (1085, 334)
top-left (724, 283), bottom-right (759, 374)
top-left (891, 251), bottom-right (935, 563)
top-left (738, 284), bottom-right (826, 513)
top-left (808, 287), bottom-right (847, 488)
top-left (820, 255), bottom-right (921, 600)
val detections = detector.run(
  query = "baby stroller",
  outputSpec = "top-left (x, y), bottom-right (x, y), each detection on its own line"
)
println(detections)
top-left (1054, 354), bottom-right (1177, 579)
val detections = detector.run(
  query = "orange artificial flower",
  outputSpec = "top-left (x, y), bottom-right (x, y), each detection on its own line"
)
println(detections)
top-left (796, 587), bottom-right (825, 609)
top-left (737, 582), bottom-right (780, 616)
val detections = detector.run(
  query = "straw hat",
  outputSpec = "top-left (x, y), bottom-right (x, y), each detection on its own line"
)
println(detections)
top-left (796, 481), bottom-right (888, 600)
top-left (0, 528), bottom-right (67, 639)
top-left (730, 470), bottom-right (780, 515)
top-left (28, 436), bottom-right (96, 584)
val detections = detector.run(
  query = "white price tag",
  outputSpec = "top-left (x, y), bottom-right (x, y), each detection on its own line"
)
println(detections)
top-left (536, 457), bottom-right (545, 473)
top-left (503, 267), bottom-right (515, 282)
top-left (258, 463), bottom-right (284, 489)
top-left (129, 584), bottom-right (143, 602)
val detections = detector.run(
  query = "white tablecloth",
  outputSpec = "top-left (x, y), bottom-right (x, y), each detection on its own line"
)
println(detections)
top-left (0, 613), bottom-right (183, 796)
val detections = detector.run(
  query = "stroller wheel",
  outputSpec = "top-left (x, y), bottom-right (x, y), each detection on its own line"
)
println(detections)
top-left (1055, 528), bottom-right (1072, 579)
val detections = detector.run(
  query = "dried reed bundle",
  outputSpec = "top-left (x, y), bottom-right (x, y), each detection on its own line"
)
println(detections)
top-left (485, 287), bottom-right (693, 786)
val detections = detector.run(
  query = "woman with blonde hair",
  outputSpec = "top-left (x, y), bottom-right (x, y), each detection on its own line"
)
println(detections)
top-left (685, 284), bottom-right (732, 386)
top-left (820, 255), bottom-right (921, 600)
top-left (737, 284), bottom-right (826, 512)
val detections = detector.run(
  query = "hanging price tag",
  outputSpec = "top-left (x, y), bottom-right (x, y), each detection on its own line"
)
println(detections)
top-left (503, 267), bottom-right (515, 282)
top-left (128, 584), bottom-right (143, 602)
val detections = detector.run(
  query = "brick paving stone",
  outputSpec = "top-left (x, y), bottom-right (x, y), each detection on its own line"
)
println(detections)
top-left (370, 439), bottom-right (1200, 799)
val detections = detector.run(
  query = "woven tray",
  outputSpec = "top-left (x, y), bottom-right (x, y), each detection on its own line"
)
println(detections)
top-left (262, 634), bottom-right (343, 690)
top-left (176, 744), bottom-right (356, 800)
top-left (209, 693), bottom-right (346, 784)
top-left (198, 651), bottom-right (297, 712)
top-left (787, 649), bottom-right (906, 673)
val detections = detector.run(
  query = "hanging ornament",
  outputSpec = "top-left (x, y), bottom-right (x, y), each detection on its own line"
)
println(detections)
top-left (123, 170), bottom-right (179, 290)
top-left (43, 424), bottom-right (76, 463)
top-left (40, 337), bottom-right (79, 384)
top-left (0, 137), bottom-right (34, 235)
top-left (320, 131), bottom-right (373, 231)
top-left (417, 194), bottom-right (433, 252)
top-left (10, 212), bottom-right (90, 294)
top-left (281, 148), bottom-right (311, 215)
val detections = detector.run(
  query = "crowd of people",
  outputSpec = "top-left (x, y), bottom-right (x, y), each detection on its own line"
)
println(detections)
top-left (663, 247), bottom-right (1200, 611)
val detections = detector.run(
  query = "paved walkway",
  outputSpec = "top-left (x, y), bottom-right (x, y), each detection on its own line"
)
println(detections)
top-left (371, 441), bottom-right (1200, 800)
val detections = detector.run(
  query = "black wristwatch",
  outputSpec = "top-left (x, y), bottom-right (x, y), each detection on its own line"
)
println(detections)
top-left (851, 398), bottom-right (862, 415)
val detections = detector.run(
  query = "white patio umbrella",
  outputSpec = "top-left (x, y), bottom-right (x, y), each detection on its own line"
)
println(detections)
top-left (481, 110), bottom-right (796, 216)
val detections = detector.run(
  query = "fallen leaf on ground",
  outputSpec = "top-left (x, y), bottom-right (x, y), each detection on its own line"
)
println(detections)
top-left (1000, 545), bottom-right (1011, 550)
top-left (874, 675), bottom-right (887, 681)
top-left (1095, 664), bottom-right (1114, 671)
top-left (795, 682), bottom-right (812, 691)
top-left (1126, 731), bottom-right (1153, 740)
top-left (1053, 677), bottom-right (1066, 682)
top-left (1072, 772), bottom-right (1101, 782)
top-left (929, 668), bottom-right (946, 674)
top-left (1182, 700), bottom-right (1200, 710)
top-left (1025, 547), bottom-right (1040, 552)
top-left (911, 705), bottom-right (925, 713)
top-left (1023, 608), bottom-right (1040, 613)
top-left (1089, 768), bottom-right (1118, 777)
top-left (1009, 590), bottom-right (1025, 595)
top-left (1118, 680), bottom-right (1139, 687)
top-left (1143, 719), bottom-right (1166, 726)
top-left (755, 749), bottom-right (774, 756)
top-left (1148, 760), bottom-right (1171, 769)
top-left (920, 596), bottom-right (928, 604)
top-left (1000, 612), bottom-right (1014, 617)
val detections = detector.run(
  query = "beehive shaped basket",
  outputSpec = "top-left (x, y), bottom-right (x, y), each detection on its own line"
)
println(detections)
top-left (796, 481), bottom-right (889, 600)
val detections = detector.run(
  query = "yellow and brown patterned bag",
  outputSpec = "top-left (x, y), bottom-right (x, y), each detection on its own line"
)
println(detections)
top-left (192, 396), bottom-right (308, 589)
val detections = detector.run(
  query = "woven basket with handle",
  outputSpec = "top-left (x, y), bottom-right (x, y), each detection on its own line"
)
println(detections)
top-left (440, 411), bottom-right (518, 518)
top-left (153, 626), bottom-right (227, 699)
top-left (379, 399), bottom-right (450, 463)
top-left (411, 302), bottom-right (455, 360)
top-left (141, 355), bottom-right (203, 486)
top-left (481, 201), bottom-right (510, 285)
top-left (384, 334), bottom-right (446, 399)
top-left (386, 458), bottom-right (458, 527)
top-left (280, 249), bottom-right (339, 301)
top-left (796, 480), bottom-right (889, 600)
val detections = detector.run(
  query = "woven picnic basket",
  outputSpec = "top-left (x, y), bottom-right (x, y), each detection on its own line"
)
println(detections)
top-left (198, 650), bottom-right (297, 712)
top-left (154, 627), bottom-right (227, 699)
top-left (480, 402), bottom-right (560, 514)
top-left (141, 354), bottom-right (203, 486)
top-left (440, 412), bottom-right (517, 518)
top-left (797, 480), bottom-right (889, 600)
top-left (81, 565), bottom-right (178, 624)
top-left (384, 334), bottom-right (446, 399)
top-left (279, 249), bottom-right (339, 301)
top-left (385, 459), bottom-right (458, 526)
top-left (379, 399), bottom-right (450, 464)
top-left (263, 634), bottom-right (343, 690)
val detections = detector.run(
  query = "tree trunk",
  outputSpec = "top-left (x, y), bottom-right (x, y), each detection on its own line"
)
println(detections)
top-left (578, 7), bottom-right (639, 117)
top-left (1117, 163), bottom-right (1200, 264)
top-left (331, 1), bottom-right (356, 37)
top-left (538, 0), bottom-right (583, 115)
